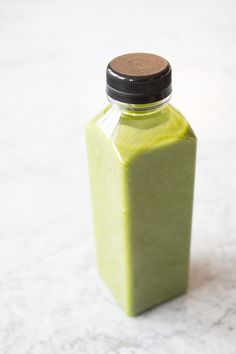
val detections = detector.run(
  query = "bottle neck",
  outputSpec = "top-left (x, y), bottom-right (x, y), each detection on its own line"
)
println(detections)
top-left (107, 94), bottom-right (171, 115)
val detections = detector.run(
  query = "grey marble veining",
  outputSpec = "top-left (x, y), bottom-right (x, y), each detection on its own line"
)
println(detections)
top-left (0, 0), bottom-right (236, 353)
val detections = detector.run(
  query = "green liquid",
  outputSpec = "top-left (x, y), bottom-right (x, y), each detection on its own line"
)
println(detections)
top-left (86, 103), bottom-right (196, 316)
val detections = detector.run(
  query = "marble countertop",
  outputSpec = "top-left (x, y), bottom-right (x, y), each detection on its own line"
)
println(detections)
top-left (0, 0), bottom-right (235, 353)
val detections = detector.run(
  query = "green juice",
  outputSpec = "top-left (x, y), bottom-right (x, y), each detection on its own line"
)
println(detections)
top-left (86, 53), bottom-right (197, 316)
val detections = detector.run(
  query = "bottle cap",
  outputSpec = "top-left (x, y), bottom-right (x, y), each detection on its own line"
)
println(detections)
top-left (106, 53), bottom-right (172, 104)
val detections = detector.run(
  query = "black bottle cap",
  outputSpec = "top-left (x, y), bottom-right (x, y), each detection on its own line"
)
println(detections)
top-left (106, 53), bottom-right (172, 104)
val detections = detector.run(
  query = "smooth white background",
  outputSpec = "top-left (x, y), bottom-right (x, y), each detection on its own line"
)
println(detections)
top-left (0, 0), bottom-right (236, 353)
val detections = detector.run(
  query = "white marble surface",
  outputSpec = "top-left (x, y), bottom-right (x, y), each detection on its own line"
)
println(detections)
top-left (0, 0), bottom-right (236, 353)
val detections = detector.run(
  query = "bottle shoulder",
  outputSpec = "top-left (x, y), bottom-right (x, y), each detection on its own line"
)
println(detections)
top-left (86, 104), bottom-right (196, 165)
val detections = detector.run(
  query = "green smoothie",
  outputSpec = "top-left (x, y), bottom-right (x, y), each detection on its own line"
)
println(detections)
top-left (86, 53), bottom-right (196, 316)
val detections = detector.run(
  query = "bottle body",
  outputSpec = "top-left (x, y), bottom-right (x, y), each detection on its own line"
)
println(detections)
top-left (86, 101), bottom-right (196, 316)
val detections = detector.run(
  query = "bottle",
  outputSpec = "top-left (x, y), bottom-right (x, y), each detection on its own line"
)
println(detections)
top-left (86, 53), bottom-right (196, 316)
